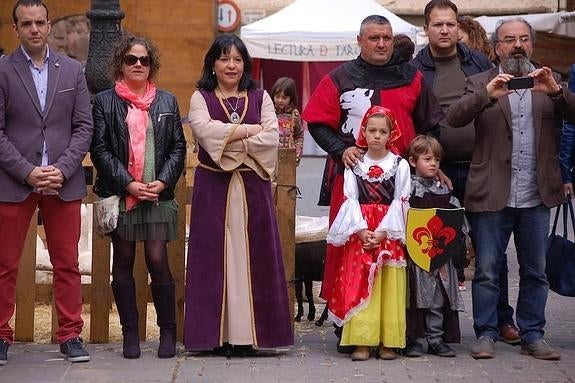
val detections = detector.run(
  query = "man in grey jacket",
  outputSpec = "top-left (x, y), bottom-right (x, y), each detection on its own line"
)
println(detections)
top-left (447, 17), bottom-right (575, 361)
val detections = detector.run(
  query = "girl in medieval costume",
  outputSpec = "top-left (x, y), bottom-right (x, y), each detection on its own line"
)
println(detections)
top-left (184, 34), bottom-right (293, 357)
top-left (326, 105), bottom-right (410, 361)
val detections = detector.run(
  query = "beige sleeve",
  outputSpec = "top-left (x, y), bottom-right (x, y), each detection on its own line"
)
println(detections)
top-left (188, 90), bottom-right (247, 170)
top-left (243, 91), bottom-right (279, 179)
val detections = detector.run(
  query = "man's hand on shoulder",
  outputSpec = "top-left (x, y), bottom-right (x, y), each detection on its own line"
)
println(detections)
top-left (436, 168), bottom-right (453, 191)
top-left (342, 146), bottom-right (364, 168)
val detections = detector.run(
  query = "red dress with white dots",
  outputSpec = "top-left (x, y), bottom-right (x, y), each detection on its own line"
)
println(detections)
top-left (326, 152), bottom-right (410, 326)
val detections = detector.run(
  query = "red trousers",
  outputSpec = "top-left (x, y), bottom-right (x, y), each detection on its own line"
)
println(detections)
top-left (0, 193), bottom-right (84, 343)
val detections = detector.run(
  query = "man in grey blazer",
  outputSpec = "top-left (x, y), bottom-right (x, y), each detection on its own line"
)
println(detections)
top-left (447, 17), bottom-right (575, 361)
top-left (0, 0), bottom-right (93, 365)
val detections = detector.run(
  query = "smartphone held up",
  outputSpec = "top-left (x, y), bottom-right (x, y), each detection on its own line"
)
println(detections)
top-left (507, 76), bottom-right (534, 90)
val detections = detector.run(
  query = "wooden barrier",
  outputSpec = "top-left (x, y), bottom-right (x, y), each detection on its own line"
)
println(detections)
top-left (275, 149), bottom-right (298, 327)
top-left (13, 148), bottom-right (297, 343)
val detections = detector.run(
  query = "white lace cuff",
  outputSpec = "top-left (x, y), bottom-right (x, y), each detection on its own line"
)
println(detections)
top-left (326, 198), bottom-right (367, 246)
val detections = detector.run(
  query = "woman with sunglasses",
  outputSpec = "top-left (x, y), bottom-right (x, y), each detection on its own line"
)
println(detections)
top-left (183, 34), bottom-right (293, 357)
top-left (90, 33), bottom-right (186, 359)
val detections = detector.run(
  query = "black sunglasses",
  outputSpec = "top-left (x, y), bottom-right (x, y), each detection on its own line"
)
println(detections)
top-left (123, 54), bottom-right (151, 66)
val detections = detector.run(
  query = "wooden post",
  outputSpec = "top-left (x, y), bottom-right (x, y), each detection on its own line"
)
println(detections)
top-left (275, 148), bottom-right (297, 324)
top-left (169, 175), bottom-right (187, 341)
top-left (14, 211), bottom-right (38, 341)
top-left (90, 215), bottom-right (112, 343)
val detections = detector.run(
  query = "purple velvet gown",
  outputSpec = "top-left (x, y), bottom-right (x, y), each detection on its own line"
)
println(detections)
top-left (184, 89), bottom-right (293, 350)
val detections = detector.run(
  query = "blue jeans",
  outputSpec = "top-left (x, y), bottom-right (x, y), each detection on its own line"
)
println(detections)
top-left (469, 205), bottom-right (550, 344)
top-left (496, 262), bottom-right (515, 327)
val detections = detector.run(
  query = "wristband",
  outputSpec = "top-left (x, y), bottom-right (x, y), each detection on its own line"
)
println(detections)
top-left (549, 85), bottom-right (562, 99)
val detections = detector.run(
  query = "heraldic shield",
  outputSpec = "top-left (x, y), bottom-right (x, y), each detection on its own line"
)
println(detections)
top-left (406, 208), bottom-right (465, 272)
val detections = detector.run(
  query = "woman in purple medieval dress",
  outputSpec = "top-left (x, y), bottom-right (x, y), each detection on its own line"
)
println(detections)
top-left (184, 34), bottom-right (293, 356)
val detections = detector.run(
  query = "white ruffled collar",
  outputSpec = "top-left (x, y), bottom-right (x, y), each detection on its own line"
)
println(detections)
top-left (353, 152), bottom-right (400, 182)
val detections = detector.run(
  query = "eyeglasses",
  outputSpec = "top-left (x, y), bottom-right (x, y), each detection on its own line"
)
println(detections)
top-left (123, 54), bottom-right (151, 66)
top-left (498, 36), bottom-right (531, 45)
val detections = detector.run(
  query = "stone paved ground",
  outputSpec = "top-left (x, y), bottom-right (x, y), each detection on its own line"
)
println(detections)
top-left (3, 246), bottom-right (575, 383)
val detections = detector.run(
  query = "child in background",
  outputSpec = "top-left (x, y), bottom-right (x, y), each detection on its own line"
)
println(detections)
top-left (326, 105), bottom-right (410, 361)
top-left (393, 34), bottom-right (415, 63)
top-left (404, 135), bottom-right (466, 358)
top-left (271, 77), bottom-right (304, 165)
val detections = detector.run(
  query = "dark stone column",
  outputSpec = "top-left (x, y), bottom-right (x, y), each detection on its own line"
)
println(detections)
top-left (85, 0), bottom-right (125, 95)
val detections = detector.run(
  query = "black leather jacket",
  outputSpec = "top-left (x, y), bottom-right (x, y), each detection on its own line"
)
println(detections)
top-left (90, 88), bottom-right (186, 200)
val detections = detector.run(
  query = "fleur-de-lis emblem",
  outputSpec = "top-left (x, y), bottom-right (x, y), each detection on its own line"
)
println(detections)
top-left (412, 215), bottom-right (456, 258)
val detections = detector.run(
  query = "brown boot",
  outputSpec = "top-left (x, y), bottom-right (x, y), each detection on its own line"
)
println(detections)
top-left (351, 346), bottom-right (371, 361)
top-left (377, 344), bottom-right (398, 360)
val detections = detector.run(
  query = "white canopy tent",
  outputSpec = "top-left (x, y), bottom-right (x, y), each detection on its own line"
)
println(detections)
top-left (474, 11), bottom-right (575, 38)
top-left (241, 0), bottom-right (420, 155)
top-left (241, 0), bottom-right (419, 62)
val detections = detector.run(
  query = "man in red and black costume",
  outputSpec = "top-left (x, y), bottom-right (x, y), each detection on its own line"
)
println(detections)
top-left (302, 14), bottom-right (443, 352)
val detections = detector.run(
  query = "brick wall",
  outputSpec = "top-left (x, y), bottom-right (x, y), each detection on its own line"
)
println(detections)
top-left (0, 0), bottom-right (216, 115)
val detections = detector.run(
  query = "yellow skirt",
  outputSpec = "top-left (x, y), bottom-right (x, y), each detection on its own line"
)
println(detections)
top-left (340, 265), bottom-right (406, 348)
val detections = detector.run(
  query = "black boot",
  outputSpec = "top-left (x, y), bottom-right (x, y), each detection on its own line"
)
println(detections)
top-left (150, 282), bottom-right (177, 358)
top-left (111, 279), bottom-right (141, 359)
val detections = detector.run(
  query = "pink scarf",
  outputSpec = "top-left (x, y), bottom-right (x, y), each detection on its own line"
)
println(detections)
top-left (115, 80), bottom-right (157, 210)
